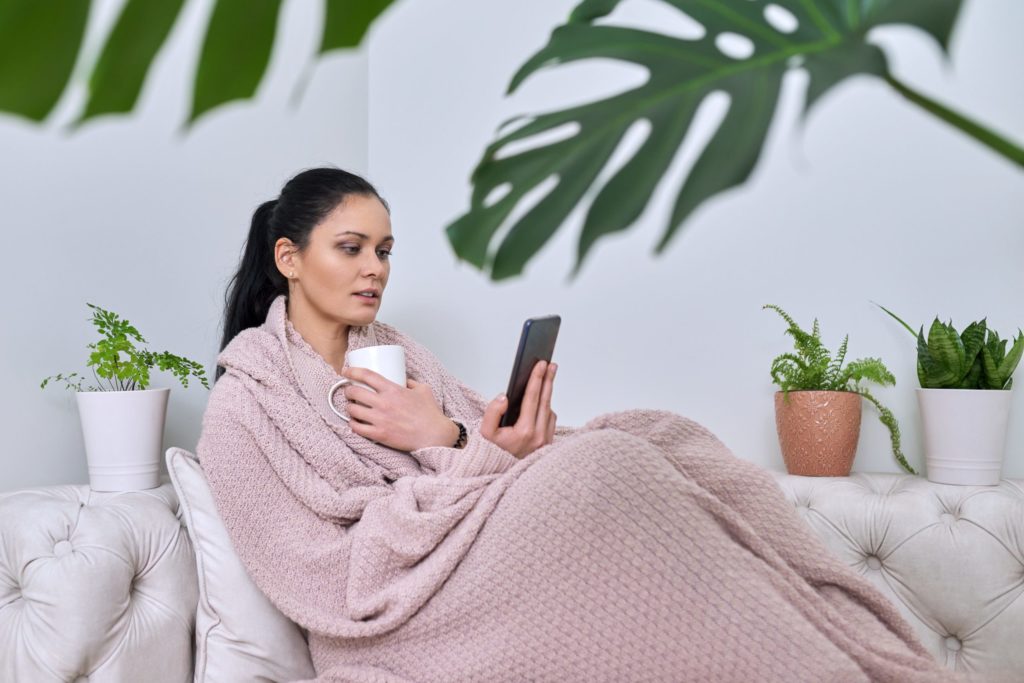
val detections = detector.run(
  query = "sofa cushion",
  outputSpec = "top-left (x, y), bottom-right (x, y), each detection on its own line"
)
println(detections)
top-left (773, 472), bottom-right (1024, 674)
top-left (166, 447), bottom-right (315, 682)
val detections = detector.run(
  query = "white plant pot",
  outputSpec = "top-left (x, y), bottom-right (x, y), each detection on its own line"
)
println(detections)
top-left (917, 388), bottom-right (1013, 486)
top-left (75, 388), bottom-right (170, 491)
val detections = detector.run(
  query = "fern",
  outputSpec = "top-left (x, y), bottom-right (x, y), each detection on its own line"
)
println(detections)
top-left (41, 303), bottom-right (210, 392)
top-left (764, 305), bottom-right (915, 475)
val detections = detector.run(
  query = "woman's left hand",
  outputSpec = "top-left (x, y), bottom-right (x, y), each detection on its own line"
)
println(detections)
top-left (339, 366), bottom-right (457, 451)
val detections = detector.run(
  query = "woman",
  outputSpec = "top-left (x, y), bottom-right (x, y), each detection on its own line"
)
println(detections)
top-left (198, 168), bottom-right (964, 682)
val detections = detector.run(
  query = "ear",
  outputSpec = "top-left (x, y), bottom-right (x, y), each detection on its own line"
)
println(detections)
top-left (274, 237), bottom-right (299, 278)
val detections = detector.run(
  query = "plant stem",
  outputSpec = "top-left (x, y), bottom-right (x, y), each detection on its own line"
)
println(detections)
top-left (885, 74), bottom-right (1024, 169)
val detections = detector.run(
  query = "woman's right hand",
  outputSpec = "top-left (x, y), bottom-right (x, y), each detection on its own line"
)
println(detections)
top-left (479, 360), bottom-right (557, 459)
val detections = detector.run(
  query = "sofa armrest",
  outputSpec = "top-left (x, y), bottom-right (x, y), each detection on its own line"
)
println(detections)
top-left (0, 482), bottom-right (198, 682)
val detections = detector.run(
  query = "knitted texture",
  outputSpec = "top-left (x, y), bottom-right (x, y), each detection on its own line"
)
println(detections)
top-left (198, 296), bottom-right (987, 682)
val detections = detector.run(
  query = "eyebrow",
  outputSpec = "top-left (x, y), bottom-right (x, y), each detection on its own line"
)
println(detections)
top-left (335, 231), bottom-right (395, 242)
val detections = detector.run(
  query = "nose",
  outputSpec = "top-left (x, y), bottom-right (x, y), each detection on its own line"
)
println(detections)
top-left (360, 250), bottom-right (384, 277)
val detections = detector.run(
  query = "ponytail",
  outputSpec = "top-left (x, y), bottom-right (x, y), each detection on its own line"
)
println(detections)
top-left (216, 168), bottom-right (387, 382)
top-left (217, 200), bottom-right (284, 381)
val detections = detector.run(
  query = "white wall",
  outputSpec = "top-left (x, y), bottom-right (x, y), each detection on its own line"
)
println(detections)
top-left (1, 0), bottom-right (370, 491)
top-left (367, 0), bottom-right (1024, 476)
top-left (2, 0), bottom-right (1021, 492)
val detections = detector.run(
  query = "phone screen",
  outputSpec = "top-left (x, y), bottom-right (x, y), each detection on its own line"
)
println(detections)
top-left (500, 315), bottom-right (561, 428)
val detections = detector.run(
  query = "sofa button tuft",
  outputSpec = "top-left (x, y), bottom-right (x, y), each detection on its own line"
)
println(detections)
top-left (53, 540), bottom-right (73, 557)
top-left (945, 636), bottom-right (962, 652)
top-left (865, 555), bottom-right (882, 570)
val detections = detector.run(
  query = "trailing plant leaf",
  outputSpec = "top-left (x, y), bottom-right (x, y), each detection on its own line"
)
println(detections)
top-left (765, 304), bottom-right (911, 473)
top-left (836, 358), bottom-right (895, 390)
top-left (856, 387), bottom-right (915, 475)
top-left (41, 303), bottom-right (210, 393)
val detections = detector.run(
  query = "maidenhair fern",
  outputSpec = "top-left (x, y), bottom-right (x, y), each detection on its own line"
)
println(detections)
top-left (764, 305), bottom-right (915, 475)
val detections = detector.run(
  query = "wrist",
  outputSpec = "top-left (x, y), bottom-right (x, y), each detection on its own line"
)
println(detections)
top-left (449, 419), bottom-right (467, 449)
top-left (430, 416), bottom-right (460, 449)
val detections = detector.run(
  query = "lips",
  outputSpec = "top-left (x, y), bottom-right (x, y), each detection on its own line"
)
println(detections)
top-left (353, 289), bottom-right (380, 302)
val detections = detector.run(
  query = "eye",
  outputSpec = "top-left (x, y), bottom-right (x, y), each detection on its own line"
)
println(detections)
top-left (377, 249), bottom-right (393, 259)
top-left (338, 244), bottom-right (360, 254)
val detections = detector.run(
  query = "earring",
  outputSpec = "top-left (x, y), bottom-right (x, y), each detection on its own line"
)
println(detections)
top-left (290, 271), bottom-right (296, 278)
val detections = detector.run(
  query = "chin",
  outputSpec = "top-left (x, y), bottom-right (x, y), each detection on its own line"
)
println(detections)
top-left (351, 308), bottom-right (379, 324)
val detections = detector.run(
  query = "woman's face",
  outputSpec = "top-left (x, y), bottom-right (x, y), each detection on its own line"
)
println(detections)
top-left (284, 193), bottom-right (393, 327)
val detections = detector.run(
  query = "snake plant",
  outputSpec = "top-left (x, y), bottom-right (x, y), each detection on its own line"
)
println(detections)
top-left (877, 304), bottom-right (1023, 390)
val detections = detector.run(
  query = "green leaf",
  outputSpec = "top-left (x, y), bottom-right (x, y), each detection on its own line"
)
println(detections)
top-left (860, 0), bottom-right (964, 53)
top-left (78, 0), bottom-right (186, 124)
top-left (188, 0), bottom-right (282, 126)
top-left (874, 302), bottom-right (917, 337)
top-left (320, 0), bottom-right (393, 53)
top-left (446, 0), bottom-right (965, 279)
top-left (844, 358), bottom-right (895, 388)
top-left (998, 332), bottom-right (1024, 387)
top-left (856, 386), bottom-right (916, 475)
top-left (917, 325), bottom-right (955, 388)
top-left (0, 0), bottom-right (91, 121)
top-left (980, 342), bottom-right (1003, 390)
top-left (957, 355), bottom-right (983, 389)
top-left (960, 319), bottom-right (987, 366)
top-left (926, 317), bottom-right (966, 380)
top-left (802, 40), bottom-right (887, 115)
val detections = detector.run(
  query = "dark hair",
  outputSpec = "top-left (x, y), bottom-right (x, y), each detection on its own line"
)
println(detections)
top-left (216, 167), bottom-right (388, 381)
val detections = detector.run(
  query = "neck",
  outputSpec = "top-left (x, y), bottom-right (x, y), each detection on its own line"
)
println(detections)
top-left (285, 295), bottom-right (350, 374)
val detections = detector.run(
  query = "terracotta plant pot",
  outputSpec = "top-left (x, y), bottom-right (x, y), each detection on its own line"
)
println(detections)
top-left (774, 391), bottom-right (862, 476)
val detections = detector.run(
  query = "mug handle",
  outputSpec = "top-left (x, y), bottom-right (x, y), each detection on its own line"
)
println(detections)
top-left (328, 379), bottom-right (352, 422)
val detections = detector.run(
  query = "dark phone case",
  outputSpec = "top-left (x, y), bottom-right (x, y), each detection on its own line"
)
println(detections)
top-left (499, 315), bottom-right (561, 428)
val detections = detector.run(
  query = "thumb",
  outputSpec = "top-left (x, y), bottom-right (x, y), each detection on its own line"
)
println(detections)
top-left (481, 394), bottom-right (507, 435)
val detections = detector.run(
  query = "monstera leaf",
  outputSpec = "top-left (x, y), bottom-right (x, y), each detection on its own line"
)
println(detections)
top-left (0, 0), bottom-right (395, 127)
top-left (446, 0), bottom-right (1022, 281)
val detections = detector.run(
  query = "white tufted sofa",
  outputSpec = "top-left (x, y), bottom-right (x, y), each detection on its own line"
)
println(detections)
top-left (772, 472), bottom-right (1024, 674)
top-left (1, 473), bottom-right (1022, 681)
top-left (0, 483), bottom-right (197, 682)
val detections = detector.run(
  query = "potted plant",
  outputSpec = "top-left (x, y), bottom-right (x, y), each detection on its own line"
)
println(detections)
top-left (765, 305), bottom-right (915, 477)
top-left (41, 303), bottom-right (209, 491)
top-left (877, 305), bottom-right (1022, 485)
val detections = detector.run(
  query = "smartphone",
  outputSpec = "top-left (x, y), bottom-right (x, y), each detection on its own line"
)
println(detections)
top-left (499, 315), bottom-right (561, 428)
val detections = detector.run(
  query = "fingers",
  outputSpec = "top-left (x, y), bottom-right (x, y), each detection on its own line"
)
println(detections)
top-left (480, 394), bottom-right (507, 439)
top-left (341, 366), bottom-right (393, 392)
top-left (516, 360), bottom-right (548, 431)
top-left (534, 362), bottom-right (556, 435)
top-left (344, 401), bottom-right (375, 425)
top-left (342, 383), bottom-right (379, 409)
top-left (348, 417), bottom-right (380, 444)
top-left (545, 411), bottom-right (556, 444)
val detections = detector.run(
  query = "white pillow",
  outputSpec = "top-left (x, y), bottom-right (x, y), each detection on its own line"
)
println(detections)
top-left (166, 447), bottom-right (316, 683)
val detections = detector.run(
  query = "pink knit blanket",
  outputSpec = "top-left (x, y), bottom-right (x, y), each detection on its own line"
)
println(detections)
top-left (197, 295), bottom-right (980, 682)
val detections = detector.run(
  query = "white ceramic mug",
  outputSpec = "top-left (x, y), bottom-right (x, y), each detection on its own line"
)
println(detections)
top-left (327, 345), bottom-right (407, 422)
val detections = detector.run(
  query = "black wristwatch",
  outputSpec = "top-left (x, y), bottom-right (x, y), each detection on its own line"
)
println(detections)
top-left (451, 419), bottom-right (468, 449)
